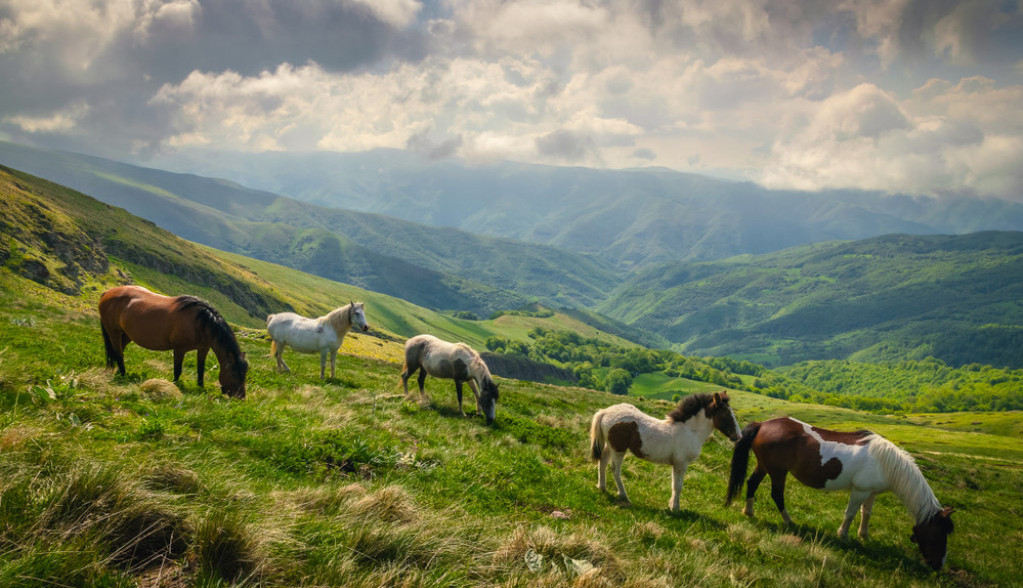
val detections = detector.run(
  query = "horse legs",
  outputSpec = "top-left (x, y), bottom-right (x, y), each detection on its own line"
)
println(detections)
top-left (839, 490), bottom-right (874, 540)
top-left (454, 380), bottom-right (466, 416)
top-left (467, 379), bottom-right (482, 415)
top-left (329, 348), bottom-right (338, 379)
top-left (610, 452), bottom-right (630, 504)
top-left (669, 462), bottom-right (689, 512)
top-left (743, 465), bottom-right (767, 517)
top-left (319, 349), bottom-right (328, 379)
top-left (273, 340), bottom-right (290, 373)
top-left (196, 347), bottom-right (209, 387)
top-left (417, 370), bottom-right (429, 403)
top-left (173, 349), bottom-right (185, 382)
top-left (768, 469), bottom-right (793, 525)
top-left (597, 446), bottom-right (611, 492)
top-left (858, 493), bottom-right (876, 540)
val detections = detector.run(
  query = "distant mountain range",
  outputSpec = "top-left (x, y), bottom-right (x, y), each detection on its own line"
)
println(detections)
top-left (4, 141), bottom-right (1023, 368)
top-left (147, 148), bottom-right (1023, 268)
top-left (0, 141), bottom-right (618, 315)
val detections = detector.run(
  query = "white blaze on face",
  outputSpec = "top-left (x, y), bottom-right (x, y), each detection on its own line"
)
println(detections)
top-left (728, 408), bottom-right (741, 441)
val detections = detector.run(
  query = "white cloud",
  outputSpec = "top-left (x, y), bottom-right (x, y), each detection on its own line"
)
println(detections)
top-left (5, 101), bottom-right (90, 133)
top-left (1, 0), bottom-right (1021, 198)
top-left (761, 79), bottom-right (1023, 198)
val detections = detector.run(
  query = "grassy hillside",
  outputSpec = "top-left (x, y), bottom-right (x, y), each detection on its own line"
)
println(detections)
top-left (1, 271), bottom-right (1021, 587)
top-left (0, 142), bottom-right (619, 314)
top-left (599, 232), bottom-right (1023, 368)
top-left (0, 164), bottom-right (642, 355)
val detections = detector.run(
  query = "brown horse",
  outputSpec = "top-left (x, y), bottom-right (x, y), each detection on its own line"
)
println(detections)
top-left (99, 285), bottom-right (248, 398)
top-left (726, 417), bottom-right (954, 570)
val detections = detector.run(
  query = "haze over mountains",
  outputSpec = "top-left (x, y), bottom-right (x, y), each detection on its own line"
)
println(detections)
top-left (3, 140), bottom-right (1022, 368)
top-left (151, 148), bottom-right (1023, 267)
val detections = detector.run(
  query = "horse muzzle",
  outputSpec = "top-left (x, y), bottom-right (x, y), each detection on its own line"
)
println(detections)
top-left (361, 324), bottom-right (370, 332)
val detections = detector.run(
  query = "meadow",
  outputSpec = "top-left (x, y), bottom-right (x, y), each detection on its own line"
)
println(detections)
top-left (1, 275), bottom-right (1021, 587)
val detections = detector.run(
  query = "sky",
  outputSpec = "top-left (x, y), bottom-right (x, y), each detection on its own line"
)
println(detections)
top-left (1, 0), bottom-right (1022, 200)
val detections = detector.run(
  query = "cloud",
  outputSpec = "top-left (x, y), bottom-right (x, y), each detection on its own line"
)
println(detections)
top-left (761, 78), bottom-right (1023, 198)
top-left (0, 0), bottom-right (1021, 198)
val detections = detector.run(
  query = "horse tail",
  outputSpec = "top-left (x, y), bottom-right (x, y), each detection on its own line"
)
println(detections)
top-left (270, 339), bottom-right (278, 358)
top-left (101, 322), bottom-right (116, 368)
top-left (726, 421), bottom-right (762, 505)
top-left (589, 409), bottom-right (607, 461)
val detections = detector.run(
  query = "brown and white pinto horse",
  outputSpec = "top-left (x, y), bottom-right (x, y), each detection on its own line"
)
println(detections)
top-left (726, 417), bottom-right (954, 570)
top-left (590, 392), bottom-right (742, 512)
top-left (99, 286), bottom-right (248, 398)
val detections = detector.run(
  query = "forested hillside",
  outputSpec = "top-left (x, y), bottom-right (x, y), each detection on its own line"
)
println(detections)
top-left (599, 232), bottom-right (1023, 368)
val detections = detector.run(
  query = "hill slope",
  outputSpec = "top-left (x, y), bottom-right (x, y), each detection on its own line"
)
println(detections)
top-left (0, 164), bottom-right (643, 356)
top-left (0, 270), bottom-right (1020, 586)
top-left (150, 148), bottom-right (1023, 268)
top-left (599, 232), bottom-right (1023, 368)
top-left (0, 141), bottom-right (619, 313)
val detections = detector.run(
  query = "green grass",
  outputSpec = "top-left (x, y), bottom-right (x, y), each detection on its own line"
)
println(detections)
top-left (628, 372), bottom-right (722, 400)
top-left (1, 276), bottom-right (1021, 587)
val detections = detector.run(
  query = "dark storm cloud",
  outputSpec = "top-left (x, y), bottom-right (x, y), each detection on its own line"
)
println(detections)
top-left (535, 130), bottom-right (595, 162)
top-left (0, 0), bottom-right (429, 156)
top-left (139, 0), bottom-right (428, 81)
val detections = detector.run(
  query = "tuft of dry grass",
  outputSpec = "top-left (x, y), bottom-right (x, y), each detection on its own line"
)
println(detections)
top-left (139, 379), bottom-right (183, 401)
top-left (351, 485), bottom-right (419, 524)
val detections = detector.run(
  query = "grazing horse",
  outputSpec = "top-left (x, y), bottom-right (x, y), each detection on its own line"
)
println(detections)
top-left (590, 392), bottom-right (741, 512)
top-left (98, 285), bottom-right (248, 398)
top-left (266, 302), bottom-right (369, 380)
top-left (726, 417), bottom-right (954, 570)
top-left (401, 334), bottom-right (500, 424)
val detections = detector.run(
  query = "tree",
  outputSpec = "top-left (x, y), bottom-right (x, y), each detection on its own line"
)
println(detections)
top-left (605, 368), bottom-right (633, 395)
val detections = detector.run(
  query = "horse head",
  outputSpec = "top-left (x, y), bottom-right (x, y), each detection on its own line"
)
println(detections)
top-left (219, 351), bottom-right (249, 399)
top-left (710, 391), bottom-right (742, 442)
top-left (480, 377), bottom-right (499, 425)
top-left (911, 506), bottom-right (954, 570)
top-left (349, 301), bottom-right (370, 332)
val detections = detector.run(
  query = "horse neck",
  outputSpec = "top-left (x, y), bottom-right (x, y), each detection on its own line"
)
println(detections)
top-left (870, 437), bottom-right (942, 524)
top-left (468, 356), bottom-right (492, 387)
top-left (208, 336), bottom-right (240, 368)
top-left (324, 306), bottom-right (351, 334)
top-left (669, 410), bottom-right (715, 441)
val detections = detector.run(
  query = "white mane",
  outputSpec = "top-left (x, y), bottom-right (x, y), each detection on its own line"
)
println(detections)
top-left (868, 435), bottom-right (942, 524)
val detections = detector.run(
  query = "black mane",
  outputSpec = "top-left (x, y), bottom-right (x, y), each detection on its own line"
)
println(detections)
top-left (667, 393), bottom-right (717, 423)
top-left (175, 296), bottom-right (243, 361)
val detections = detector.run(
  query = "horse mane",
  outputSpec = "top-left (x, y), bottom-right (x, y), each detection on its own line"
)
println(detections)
top-left (175, 296), bottom-right (243, 361)
top-left (469, 353), bottom-right (493, 382)
top-left (324, 304), bottom-right (353, 333)
top-left (867, 435), bottom-right (942, 524)
top-left (667, 393), bottom-right (716, 423)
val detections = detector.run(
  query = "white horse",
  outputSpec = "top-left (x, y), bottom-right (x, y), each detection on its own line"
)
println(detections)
top-left (266, 302), bottom-right (369, 379)
top-left (726, 416), bottom-right (955, 570)
top-left (400, 334), bottom-right (500, 424)
top-left (590, 392), bottom-right (742, 512)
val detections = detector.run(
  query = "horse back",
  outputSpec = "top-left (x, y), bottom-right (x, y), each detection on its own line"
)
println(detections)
top-left (754, 417), bottom-right (875, 490)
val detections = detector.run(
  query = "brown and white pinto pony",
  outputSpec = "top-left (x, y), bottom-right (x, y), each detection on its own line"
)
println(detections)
top-left (401, 334), bottom-right (500, 424)
top-left (590, 392), bottom-right (742, 512)
top-left (99, 285), bottom-right (248, 398)
top-left (726, 417), bottom-right (954, 570)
